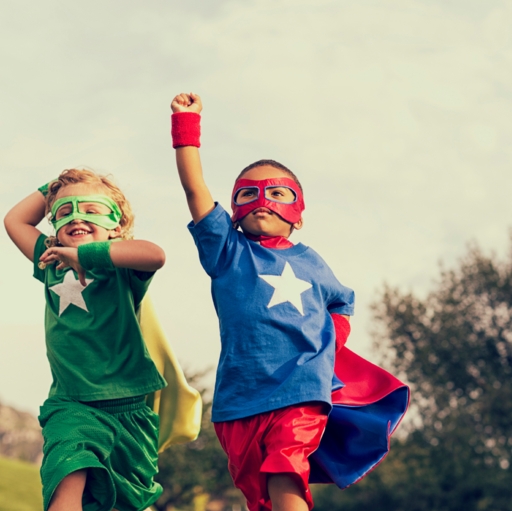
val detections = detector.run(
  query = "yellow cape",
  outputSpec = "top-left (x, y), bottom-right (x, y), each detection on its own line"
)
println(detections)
top-left (139, 295), bottom-right (202, 452)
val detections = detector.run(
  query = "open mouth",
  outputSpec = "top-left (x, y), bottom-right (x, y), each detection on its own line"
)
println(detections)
top-left (68, 228), bottom-right (92, 236)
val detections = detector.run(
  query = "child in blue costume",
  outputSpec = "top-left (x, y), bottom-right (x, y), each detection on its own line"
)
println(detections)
top-left (170, 93), bottom-right (409, 511)
top-left (4, 168), bottom-right (167, 511)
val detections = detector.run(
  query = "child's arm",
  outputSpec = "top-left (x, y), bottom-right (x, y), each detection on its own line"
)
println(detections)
top-left (171, 93), bottom-right (215, 224)
top-left (39, 241), bottom-right (166, 285)
top-left (4, 191), bottom-right (46, 261)
top-left (109, 241), bottom-right (166, 271)
top-left (331, 313), bottom-right (351, 353)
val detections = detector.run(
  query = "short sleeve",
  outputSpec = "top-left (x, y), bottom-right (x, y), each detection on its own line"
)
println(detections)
top-left (322, 261), bottom-right (355, 316)
top-left (187, 203), bottom-right (239, 278)
top-left (124, 268), bottom-right (154, 309)
top-left (33, 234), bottom-right (49, 283)
top-left (327, 285), bottom-right (355, 316)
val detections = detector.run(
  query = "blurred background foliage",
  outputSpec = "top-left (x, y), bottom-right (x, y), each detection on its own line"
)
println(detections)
top-left (313, 238), bottom-right (512, 511)
top-left (0, 457), bottom-right (42, 511)
top-left (154, 372), bottom-right (246, 510)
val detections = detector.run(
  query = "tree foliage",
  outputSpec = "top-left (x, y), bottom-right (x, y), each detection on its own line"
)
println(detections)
top-left (154, 373), bottom-right (239, 511)
top-left (314, 240), bottom-right (512, 511)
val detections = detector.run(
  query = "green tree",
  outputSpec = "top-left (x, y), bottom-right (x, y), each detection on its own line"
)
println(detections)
top-left (314, 240), bottom-right (512, 511)
top-left (154, 372), bottom-right (242, 511)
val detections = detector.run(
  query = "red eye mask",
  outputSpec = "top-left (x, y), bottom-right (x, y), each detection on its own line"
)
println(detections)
top-left (231, 177), bottom-right (305, 224)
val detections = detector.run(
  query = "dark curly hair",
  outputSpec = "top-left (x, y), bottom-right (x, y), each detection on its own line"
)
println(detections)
top-left (236, 159), bottom-right (303, 193)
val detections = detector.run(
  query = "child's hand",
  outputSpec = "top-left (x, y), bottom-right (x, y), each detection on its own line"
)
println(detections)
top-left (40, 247), bottom-right (87, 286)
top-left (171, 93), bottom-right (202, 114)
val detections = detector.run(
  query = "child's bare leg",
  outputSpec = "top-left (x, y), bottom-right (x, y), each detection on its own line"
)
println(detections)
top-left (267, 474), bottom-right (309, 511)
top-left (48, 469), bottom-right (87, 511)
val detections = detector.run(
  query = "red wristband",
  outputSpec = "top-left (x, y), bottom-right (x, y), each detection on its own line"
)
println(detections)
top-left (171, 112), bottom-right (201, 148)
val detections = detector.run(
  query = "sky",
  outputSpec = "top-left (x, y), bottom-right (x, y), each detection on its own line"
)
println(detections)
top-left (1, 0), bottom-right (512, 415)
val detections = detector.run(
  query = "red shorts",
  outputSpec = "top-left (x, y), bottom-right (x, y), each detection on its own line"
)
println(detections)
top-left (214, 403), bottom-right (329, 511)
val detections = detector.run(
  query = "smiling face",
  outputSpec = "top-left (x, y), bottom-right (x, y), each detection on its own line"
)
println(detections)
top-left (235, 166), bottom-right (304, 238)
top-left (53, 183), bottom-right (121, 247)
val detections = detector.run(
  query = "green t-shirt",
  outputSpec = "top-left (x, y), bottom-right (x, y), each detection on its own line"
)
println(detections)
top-left (33, 234), bottom-right (167, 401)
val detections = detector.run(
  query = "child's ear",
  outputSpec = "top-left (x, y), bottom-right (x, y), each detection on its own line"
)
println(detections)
top-left (108, 226), bottom-right (122, 239)
top-left (292, 217), bottom-right (303, 231)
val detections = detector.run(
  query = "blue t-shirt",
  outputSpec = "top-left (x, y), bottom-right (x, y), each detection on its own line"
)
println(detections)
top-left (189, 204), bottom-right (355, 422)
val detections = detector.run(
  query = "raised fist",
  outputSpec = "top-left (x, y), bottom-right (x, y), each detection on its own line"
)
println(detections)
top-left (171, 92), bottom-right (202, 114)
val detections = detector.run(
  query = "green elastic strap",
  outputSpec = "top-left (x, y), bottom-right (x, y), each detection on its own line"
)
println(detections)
top-left (78, 241), bottom-right (114, 271)
top-left (51, 194), bottom-right (122, 233)
top-left (38, 180), bottom-right (56, 197)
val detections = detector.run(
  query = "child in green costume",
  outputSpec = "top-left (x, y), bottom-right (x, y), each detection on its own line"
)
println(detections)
top-left (4, 168), bottom-right (168, 511)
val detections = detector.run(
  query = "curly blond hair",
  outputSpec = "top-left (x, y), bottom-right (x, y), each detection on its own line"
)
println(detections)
top-left (45, 168), bottom-right (134, 246)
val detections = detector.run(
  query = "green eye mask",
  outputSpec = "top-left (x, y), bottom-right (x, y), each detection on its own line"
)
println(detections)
top-left (51, 195), bottom-right (122, 233)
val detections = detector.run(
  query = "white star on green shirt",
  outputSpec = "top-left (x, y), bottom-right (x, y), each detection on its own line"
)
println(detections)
top-left (49, 270), bottom-right (94, 316)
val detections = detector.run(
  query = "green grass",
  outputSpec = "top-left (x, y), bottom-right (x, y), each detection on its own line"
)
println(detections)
top-left (0, 456), bottom-right (162, 510)
top-left (0, 456), bottom-right (43, 511)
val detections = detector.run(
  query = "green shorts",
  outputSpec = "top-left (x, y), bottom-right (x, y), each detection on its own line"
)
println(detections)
top-left (38, 395), bottom-right (163, 511)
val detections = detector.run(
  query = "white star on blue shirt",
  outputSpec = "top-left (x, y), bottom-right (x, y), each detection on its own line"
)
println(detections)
top-left (259, 262), bottom-right (312, 316)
